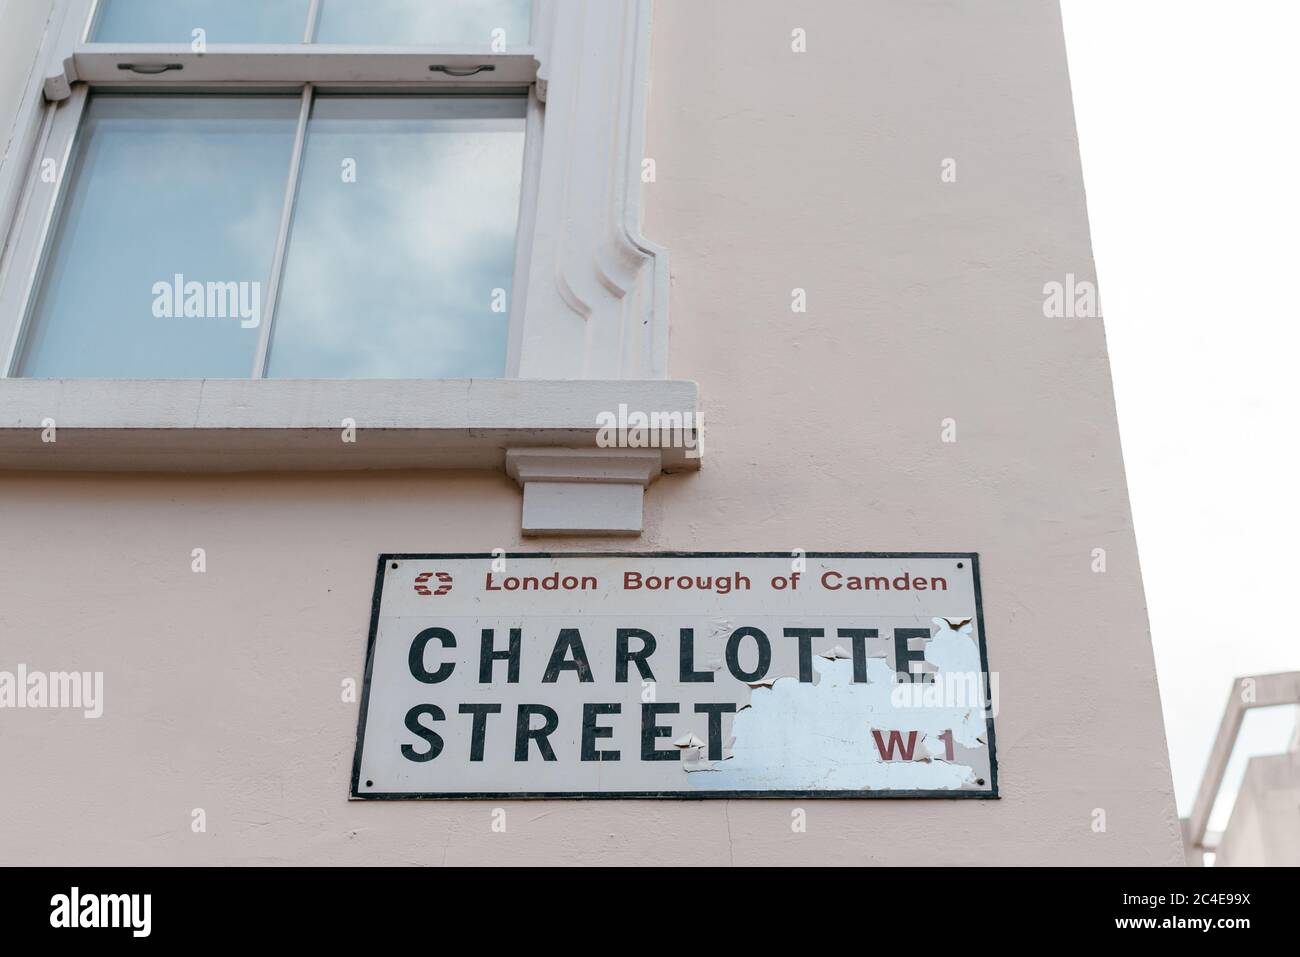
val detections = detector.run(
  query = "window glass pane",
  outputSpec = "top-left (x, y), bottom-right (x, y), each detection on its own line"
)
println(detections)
top-left (91, 0), bottom-right (310, 44)
top-left (315, 0), bottom-right (531, 46)
top-left (266, 96), bottom-right (527, 379)
top-left (18, 96), bottom-right (299, 378)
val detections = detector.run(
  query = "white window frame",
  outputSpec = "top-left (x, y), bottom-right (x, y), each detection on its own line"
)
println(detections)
top-left (0, 0), bottom-right (669, 379)
top-left (0, 0), bottom-right (699, 535)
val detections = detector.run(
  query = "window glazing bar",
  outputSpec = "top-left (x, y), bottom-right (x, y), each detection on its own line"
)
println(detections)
top-left (1, 100), bottom-right (61, 377)
top-left (252, 84), bottom-right (313, 379)
top-left (304, 0), bottom-right (322, 44)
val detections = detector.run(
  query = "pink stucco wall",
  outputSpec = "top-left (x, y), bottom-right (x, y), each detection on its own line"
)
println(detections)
top-left (0, 0), bottom-right (1183, 865)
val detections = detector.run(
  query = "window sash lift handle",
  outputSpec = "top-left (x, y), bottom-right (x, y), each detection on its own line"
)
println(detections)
top-left (117, 63), bottom-right (185, 75)
top-left (429, 64), bottom-right (496, 77)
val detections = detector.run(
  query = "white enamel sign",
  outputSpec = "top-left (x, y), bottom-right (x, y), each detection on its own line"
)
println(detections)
top-left (351, 552), bottom-right (998, 798)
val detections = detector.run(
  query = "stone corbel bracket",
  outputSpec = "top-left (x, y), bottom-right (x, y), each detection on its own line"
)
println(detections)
top-left (506, 448), bottom-right (665, 536)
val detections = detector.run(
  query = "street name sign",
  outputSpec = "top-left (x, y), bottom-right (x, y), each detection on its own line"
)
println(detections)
top-left (351, 552), bottom-right (998, 798)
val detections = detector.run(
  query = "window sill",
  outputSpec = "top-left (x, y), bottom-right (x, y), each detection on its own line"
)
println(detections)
top-left (0, 378), bottom-right (702, 534)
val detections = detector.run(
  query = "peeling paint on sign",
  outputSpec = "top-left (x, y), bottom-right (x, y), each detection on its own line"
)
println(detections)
top-left (351, 552), bottom-right (998, 799)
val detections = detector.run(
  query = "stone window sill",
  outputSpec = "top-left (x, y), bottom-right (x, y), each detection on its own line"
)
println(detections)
top-left (0, 378), bottom-right (702, 535)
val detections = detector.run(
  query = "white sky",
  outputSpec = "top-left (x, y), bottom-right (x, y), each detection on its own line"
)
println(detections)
top-left (1060, 0), bottom-right (1300, 831)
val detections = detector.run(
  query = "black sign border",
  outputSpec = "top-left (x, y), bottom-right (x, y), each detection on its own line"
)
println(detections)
top-left (350, 552), bottom-right (999, 800)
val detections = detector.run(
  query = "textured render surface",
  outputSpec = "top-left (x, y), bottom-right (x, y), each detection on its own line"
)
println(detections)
top-left (0, 0), bottom-right (1182, 865)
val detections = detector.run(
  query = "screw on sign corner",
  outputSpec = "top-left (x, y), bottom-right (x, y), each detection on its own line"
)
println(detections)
top-left (414, 571), bottom-right (454, 597)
